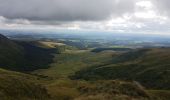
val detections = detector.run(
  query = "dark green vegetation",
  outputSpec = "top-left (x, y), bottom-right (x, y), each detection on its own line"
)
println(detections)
top-left (91, 47), bottom-right (132, 53)
top-left (16, 41), bottom-right (57, 71)
top-left (0, 34), bottom-right (170, 100)
top-left (0, 34), bottom-right (25, 71)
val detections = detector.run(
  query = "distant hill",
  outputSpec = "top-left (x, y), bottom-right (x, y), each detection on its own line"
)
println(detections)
top-left (72, 48), bottom-right (170, 90)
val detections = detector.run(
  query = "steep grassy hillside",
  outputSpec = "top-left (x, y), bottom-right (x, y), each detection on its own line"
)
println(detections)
top-left (0, 34), bottom-right (58, 71)
top-left (0, 68), bottom-right (50, 100)
top-left (0, 34), bottom-right (26, 70)
top-left (16, 41), bottom-right (57, 71)
top-left (72, 48), bottom-right (170, 90)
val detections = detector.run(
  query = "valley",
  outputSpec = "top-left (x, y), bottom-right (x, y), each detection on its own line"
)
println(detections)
top-left (0, 32), bottom-right (170, 100)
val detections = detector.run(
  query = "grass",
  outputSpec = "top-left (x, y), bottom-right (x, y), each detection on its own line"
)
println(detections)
top-left (46, 79), bottom-right (80, 100)
top-left (0, 68), bottom-right (50, 100)
top-left (32, 50), bottom-right (114, 78)
top-left (45, 79), bottom-right (152, 100)
top-left (0, 68), bottom-right (153, 100)
top-left (37, 41), bottom-right (66, 48)
top-left (0, 34), bottom-right (25, 70)
top-left (91, 47), bottom-right (131, 53)
top-left (148, 90), bottom-right (170, 100)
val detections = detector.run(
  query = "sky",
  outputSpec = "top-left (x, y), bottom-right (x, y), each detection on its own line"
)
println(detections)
top-left (0, 0), bottom-right (170, 34)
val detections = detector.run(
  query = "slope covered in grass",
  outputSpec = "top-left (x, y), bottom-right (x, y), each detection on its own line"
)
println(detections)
top-left (148, 90), bottom-right (170, 100)
top-left (0, 68), bottom-right (50, 100)
top-left (0, 34), bottom-right (26, 70)
top-left (0, 34), bottom-right (58, 71)
top-left (0, 68), bottom-right (157, 100)
top-left (72, 48), bottom-right (170, 89)
top-left (75, 80), bottom-right (150, 100)
top-left (16, 41), bottom-right (57, 71)
top-left (45, 79), bottom-right (153, 100)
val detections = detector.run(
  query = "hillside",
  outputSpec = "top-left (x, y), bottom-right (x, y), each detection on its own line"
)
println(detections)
top-left (0, 34), bottom-right (58, 71)
top-left (72, 48), bottom-right (170, 90)
top-left (0, 68), bottom-right (157, 100)
top-left (0, 68), bottom-right (50, 100)
top-left (0, 34), bottom-right (25, 70)
top-left (16, 41), bottom-right (57, 71)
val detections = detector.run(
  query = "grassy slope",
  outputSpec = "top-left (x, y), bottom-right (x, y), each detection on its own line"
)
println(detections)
top-left (0, 68), bottom-right (155, 100)
top-left (0, 68), bottom-right (50, 100)
top-left (0, 34), bottom-right (58, 71)
top-left (46, 79), bottom-right (169, 100)
top-left (0, 34), bottom-right (26, 70)
top-left (45, 79), bottom-right (153, 100)
top-left (72, 48), bottom-right (170, 90)
top-left (16, 41), bottom-right (57, 71)
top-left (148, 90), bottom-right (170, 100)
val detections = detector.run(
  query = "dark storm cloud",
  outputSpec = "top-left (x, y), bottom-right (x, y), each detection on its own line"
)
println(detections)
top-left (0, 0), bottom-right (135, 21)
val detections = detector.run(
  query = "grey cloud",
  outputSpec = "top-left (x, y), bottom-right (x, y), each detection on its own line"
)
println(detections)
top-left (0, 0), bottom-right (135, 21)
top-left (152, 0), bottom-right (170, 16)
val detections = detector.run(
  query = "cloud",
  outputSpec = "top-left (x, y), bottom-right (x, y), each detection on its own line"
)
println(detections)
top-left (0, 0), bottom-right (135, 21)
top-left (151, 0), bottom-right (170, 16)
top-left (0, 0), bottom-right (170, 34)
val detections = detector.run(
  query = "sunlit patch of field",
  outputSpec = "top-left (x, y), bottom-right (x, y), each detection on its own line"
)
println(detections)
top-left (65, 49), bottom-right (90, 53)
top-left (37, 41), bottom-right (66, 48)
